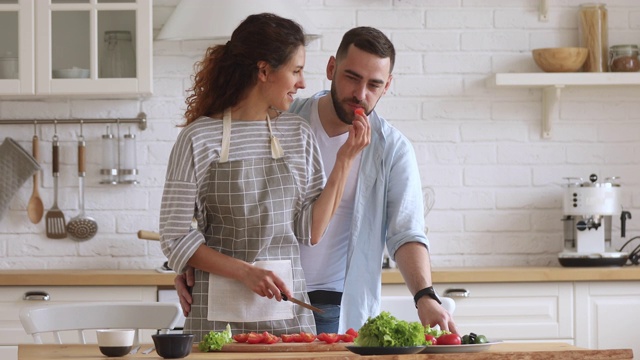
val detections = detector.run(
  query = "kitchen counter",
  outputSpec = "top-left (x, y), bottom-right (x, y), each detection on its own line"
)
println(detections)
top-left (2, 267), bottom-right (640, 286)
top-left (17, 342), bottom-right (634, 359)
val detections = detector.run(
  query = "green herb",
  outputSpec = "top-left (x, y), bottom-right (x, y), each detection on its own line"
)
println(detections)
top-left (354, 311), bottom-right (427, 347)
top-left (425, 324), bottom-right (448, 339)
top-left (198, 323), bottom-right (233, 352)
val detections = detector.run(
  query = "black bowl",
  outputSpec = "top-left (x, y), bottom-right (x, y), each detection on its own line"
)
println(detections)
top-left (151, 333), bottom-right (195, 359)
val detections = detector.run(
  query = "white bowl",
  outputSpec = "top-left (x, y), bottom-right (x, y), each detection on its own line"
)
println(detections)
top-left (52, 68), bottom-right (90, 79)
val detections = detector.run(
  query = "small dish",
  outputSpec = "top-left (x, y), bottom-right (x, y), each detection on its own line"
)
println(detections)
top-left (152, 333), bottom-right (194, 359)
top-left (52, 67), bottom-right (90, 79)
top-left (345, 345), bottom-right (426, 355)
top-left (420, 342), bottom-right (496, 353)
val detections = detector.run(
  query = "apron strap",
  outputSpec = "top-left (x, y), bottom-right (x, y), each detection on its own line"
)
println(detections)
top-left (266, 114), bottom-right (284, 159)
top-left (220, 109), bottom-right (285, 162)
top-left (220, 109), bottom-right (232, 163)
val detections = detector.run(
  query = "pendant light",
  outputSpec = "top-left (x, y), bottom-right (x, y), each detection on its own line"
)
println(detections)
top-left (157, 0), bottom-right (320, 42)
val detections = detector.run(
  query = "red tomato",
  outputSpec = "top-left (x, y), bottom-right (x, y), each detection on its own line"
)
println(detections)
top-left (340, 333), bottom-right (355, 342)
top-left (233, 333), bottom-right (248, 343)
top-left (281, 334), bottom-right (295, 343)
top-left (261, 332), bottom-right (279, 344)
top-left (346, 328), bottom-right (359, 338)
top-left (321, 333), bottom-right (340, 344)
top-left (300, 332), bottom-right (316, 342)
top-left (246, 332), bottom-right (264, 344)
top-left (425, 334), bottom-right (437, 345)
top-left (317, 333), bottom-right (327, 342)
top-left (437, 333), bottom-right (461, 345)
top-left (354, 108), bottom-right (365, 116)
top-left (292, 333), bottom-right (304, 342)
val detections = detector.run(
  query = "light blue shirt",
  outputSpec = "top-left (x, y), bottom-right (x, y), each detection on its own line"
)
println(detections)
top-left (290, 91), bottom-right (430, 332)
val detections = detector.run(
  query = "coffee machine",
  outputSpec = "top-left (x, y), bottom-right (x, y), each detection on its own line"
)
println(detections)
top-left (558, 174), bottom-right (629, 267)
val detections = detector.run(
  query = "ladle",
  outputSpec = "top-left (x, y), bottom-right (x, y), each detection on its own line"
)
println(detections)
top-left (67, 130), bottom-right (98, 241)
top-left (27, 130), bottom-right (44, 224)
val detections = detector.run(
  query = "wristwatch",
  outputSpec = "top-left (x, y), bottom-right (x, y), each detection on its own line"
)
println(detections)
top-left (413, 286), bottom-right (441, 308)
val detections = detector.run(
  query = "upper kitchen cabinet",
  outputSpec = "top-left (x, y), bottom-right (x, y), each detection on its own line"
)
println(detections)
top-left (0, 0), bottom-right (152, 98)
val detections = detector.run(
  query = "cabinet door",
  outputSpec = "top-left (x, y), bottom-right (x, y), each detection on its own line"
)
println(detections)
top-left (34, 0), bottom-right (151, 96)
top-left (381, 282), bottom-right (574, 342)
top-left (574, 282), bottom-right (640, 356)
top-left (0, 0), bottom-right (35, 95)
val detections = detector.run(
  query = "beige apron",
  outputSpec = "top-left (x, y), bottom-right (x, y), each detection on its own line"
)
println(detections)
top-left (185, 109), bottom-right (315, 339)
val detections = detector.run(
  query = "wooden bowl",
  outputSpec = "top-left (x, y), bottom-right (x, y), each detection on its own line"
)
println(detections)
top-left (532, 47), bottom-right (589, 72)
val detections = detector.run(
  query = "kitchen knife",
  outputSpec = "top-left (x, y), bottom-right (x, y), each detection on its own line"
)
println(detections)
top-left (280, 292), bottom-right (324, 314)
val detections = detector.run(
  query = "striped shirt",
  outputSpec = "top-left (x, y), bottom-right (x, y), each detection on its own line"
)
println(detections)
top-left (159, 112), bottom-right (325, 275)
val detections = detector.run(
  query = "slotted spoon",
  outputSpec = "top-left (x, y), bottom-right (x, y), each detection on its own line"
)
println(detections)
top-left (45, 134), bottom-right (67, 239)
top-left (67, 135), bottom-right (98, 241)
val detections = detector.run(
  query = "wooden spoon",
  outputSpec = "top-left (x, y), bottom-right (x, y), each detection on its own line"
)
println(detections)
top-left (27, 134), bottom-right (44, 224)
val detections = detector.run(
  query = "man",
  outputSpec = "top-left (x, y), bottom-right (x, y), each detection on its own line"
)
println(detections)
top-left (174, 26), bottom-right (457, 335)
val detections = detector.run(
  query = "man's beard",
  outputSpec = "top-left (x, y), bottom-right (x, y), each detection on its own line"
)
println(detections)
top-left (330, 82), bottom-right (355, 126)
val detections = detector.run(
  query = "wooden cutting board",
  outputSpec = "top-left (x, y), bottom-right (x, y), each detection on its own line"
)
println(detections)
top-left (221, 340), bottom-right (351, 352)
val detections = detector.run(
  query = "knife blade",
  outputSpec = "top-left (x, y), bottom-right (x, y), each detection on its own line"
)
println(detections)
top-left (280, 292), bottom-right (324, 314)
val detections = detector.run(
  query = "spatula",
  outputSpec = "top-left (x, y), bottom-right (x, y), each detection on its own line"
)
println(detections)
top-left (45, 135), bottom-right (67, 239)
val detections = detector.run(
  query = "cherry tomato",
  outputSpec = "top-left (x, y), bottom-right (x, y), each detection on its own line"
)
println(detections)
top-left (425, 334), bottom-right (437, 345)
top-left (261, 332), bottom-right (279, 344)
top-left (320, 333), bottom-right (340, 344)
top-left (354, 108), bottom-right (365, 116)
top-left (246, 332), bottom-right (264, 344)
top-left (317, 333), bottom-right (327, 342)
top-left (281, 334), bottom-right (295, 343)
top-left (437, 333), bottom-right (461, 345)
top-left (340, 333), bottom-right (355, 342)
top-left (299, 332), bottom-right (316, 342)
top-left (292, 333), bottom-right (304, 342)
top-left (346, 328), bottom-right (359, 338)
top-left (233, 333), bottom-right (248, 343)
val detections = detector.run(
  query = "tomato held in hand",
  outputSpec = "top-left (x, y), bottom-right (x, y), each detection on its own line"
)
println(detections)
top-left (354, 108), bottom-right (365, 117)
top-left (437, 333), bottom-right (461, 345)
top-left (425, 334), bottom-right (437, 345)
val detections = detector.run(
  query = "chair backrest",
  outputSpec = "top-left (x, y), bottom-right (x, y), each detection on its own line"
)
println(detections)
top-left (19, 302), bottom-right (182, 345)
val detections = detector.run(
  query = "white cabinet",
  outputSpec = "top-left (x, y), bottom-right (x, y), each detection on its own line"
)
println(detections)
top-left (574, 281), bottom-right (640, 358)
top-left (0, 0), bottom-right (152, 98)
top-left (0, 286), bottom-right (157, 360)
top-left (381, 283), bottom-right (574, 343)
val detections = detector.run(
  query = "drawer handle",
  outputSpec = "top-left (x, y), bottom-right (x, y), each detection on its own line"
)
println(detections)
top-left (23, 291), bottom-right (50, 301)
top-left (443, 288), bottom-right (470, 298)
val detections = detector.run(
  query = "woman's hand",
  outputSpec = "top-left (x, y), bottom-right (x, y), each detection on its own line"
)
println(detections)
top-left (337, 109), bottom-right (371, 161)
top-left (238, 265), bottom-right (292, 301)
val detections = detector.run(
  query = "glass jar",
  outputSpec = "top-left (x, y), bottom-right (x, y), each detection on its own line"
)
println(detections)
top-left (609, 45), bottom-right (640, 72)
top-left (578, 3), bottom-right (608, 72)
top-left (100, 31), bottom-right (136, 78)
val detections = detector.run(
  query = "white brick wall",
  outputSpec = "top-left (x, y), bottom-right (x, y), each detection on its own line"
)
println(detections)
top-left (1, 0), bottom-right (640, 269)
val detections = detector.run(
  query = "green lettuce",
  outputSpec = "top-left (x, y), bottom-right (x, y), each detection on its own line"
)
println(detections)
top-left (354, 311), bottom-right (427, 347)
top-left (198, 323), bottom-right (233, 352)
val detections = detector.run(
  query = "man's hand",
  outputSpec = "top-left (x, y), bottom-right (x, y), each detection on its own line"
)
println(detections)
top-left (174, 266), bottom-right (195, 317)
top-left (416, 296), bottom-right (459, 335)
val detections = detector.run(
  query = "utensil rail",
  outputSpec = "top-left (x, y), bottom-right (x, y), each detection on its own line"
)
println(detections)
top-left (0, 112), bottom-right (147, 131)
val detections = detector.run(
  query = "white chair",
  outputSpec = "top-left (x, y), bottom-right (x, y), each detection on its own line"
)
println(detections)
top-left (19, 302), bottom-right (182, 345)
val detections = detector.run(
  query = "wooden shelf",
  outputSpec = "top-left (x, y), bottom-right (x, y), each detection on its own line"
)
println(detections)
top-left (490, 73), bottom-right (640, 138)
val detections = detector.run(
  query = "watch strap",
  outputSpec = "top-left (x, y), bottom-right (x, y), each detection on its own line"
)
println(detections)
top-left (413, 286), bottom-right (441, 307)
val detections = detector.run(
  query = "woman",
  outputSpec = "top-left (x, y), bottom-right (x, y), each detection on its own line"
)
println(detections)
top-left (159, 13), bottom-right (369, 340)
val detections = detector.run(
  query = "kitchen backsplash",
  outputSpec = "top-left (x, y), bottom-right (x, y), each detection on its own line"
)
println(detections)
top-left (1, 0), bottom-right (640, 270)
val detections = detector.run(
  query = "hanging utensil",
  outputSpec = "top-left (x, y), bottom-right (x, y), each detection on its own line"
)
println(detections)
top-left (27, 124), bottom-right (44, 224)
top-left (67, 126), bottom-right (98, 241)
top-left (45, 126), bottom-right (67, 239)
